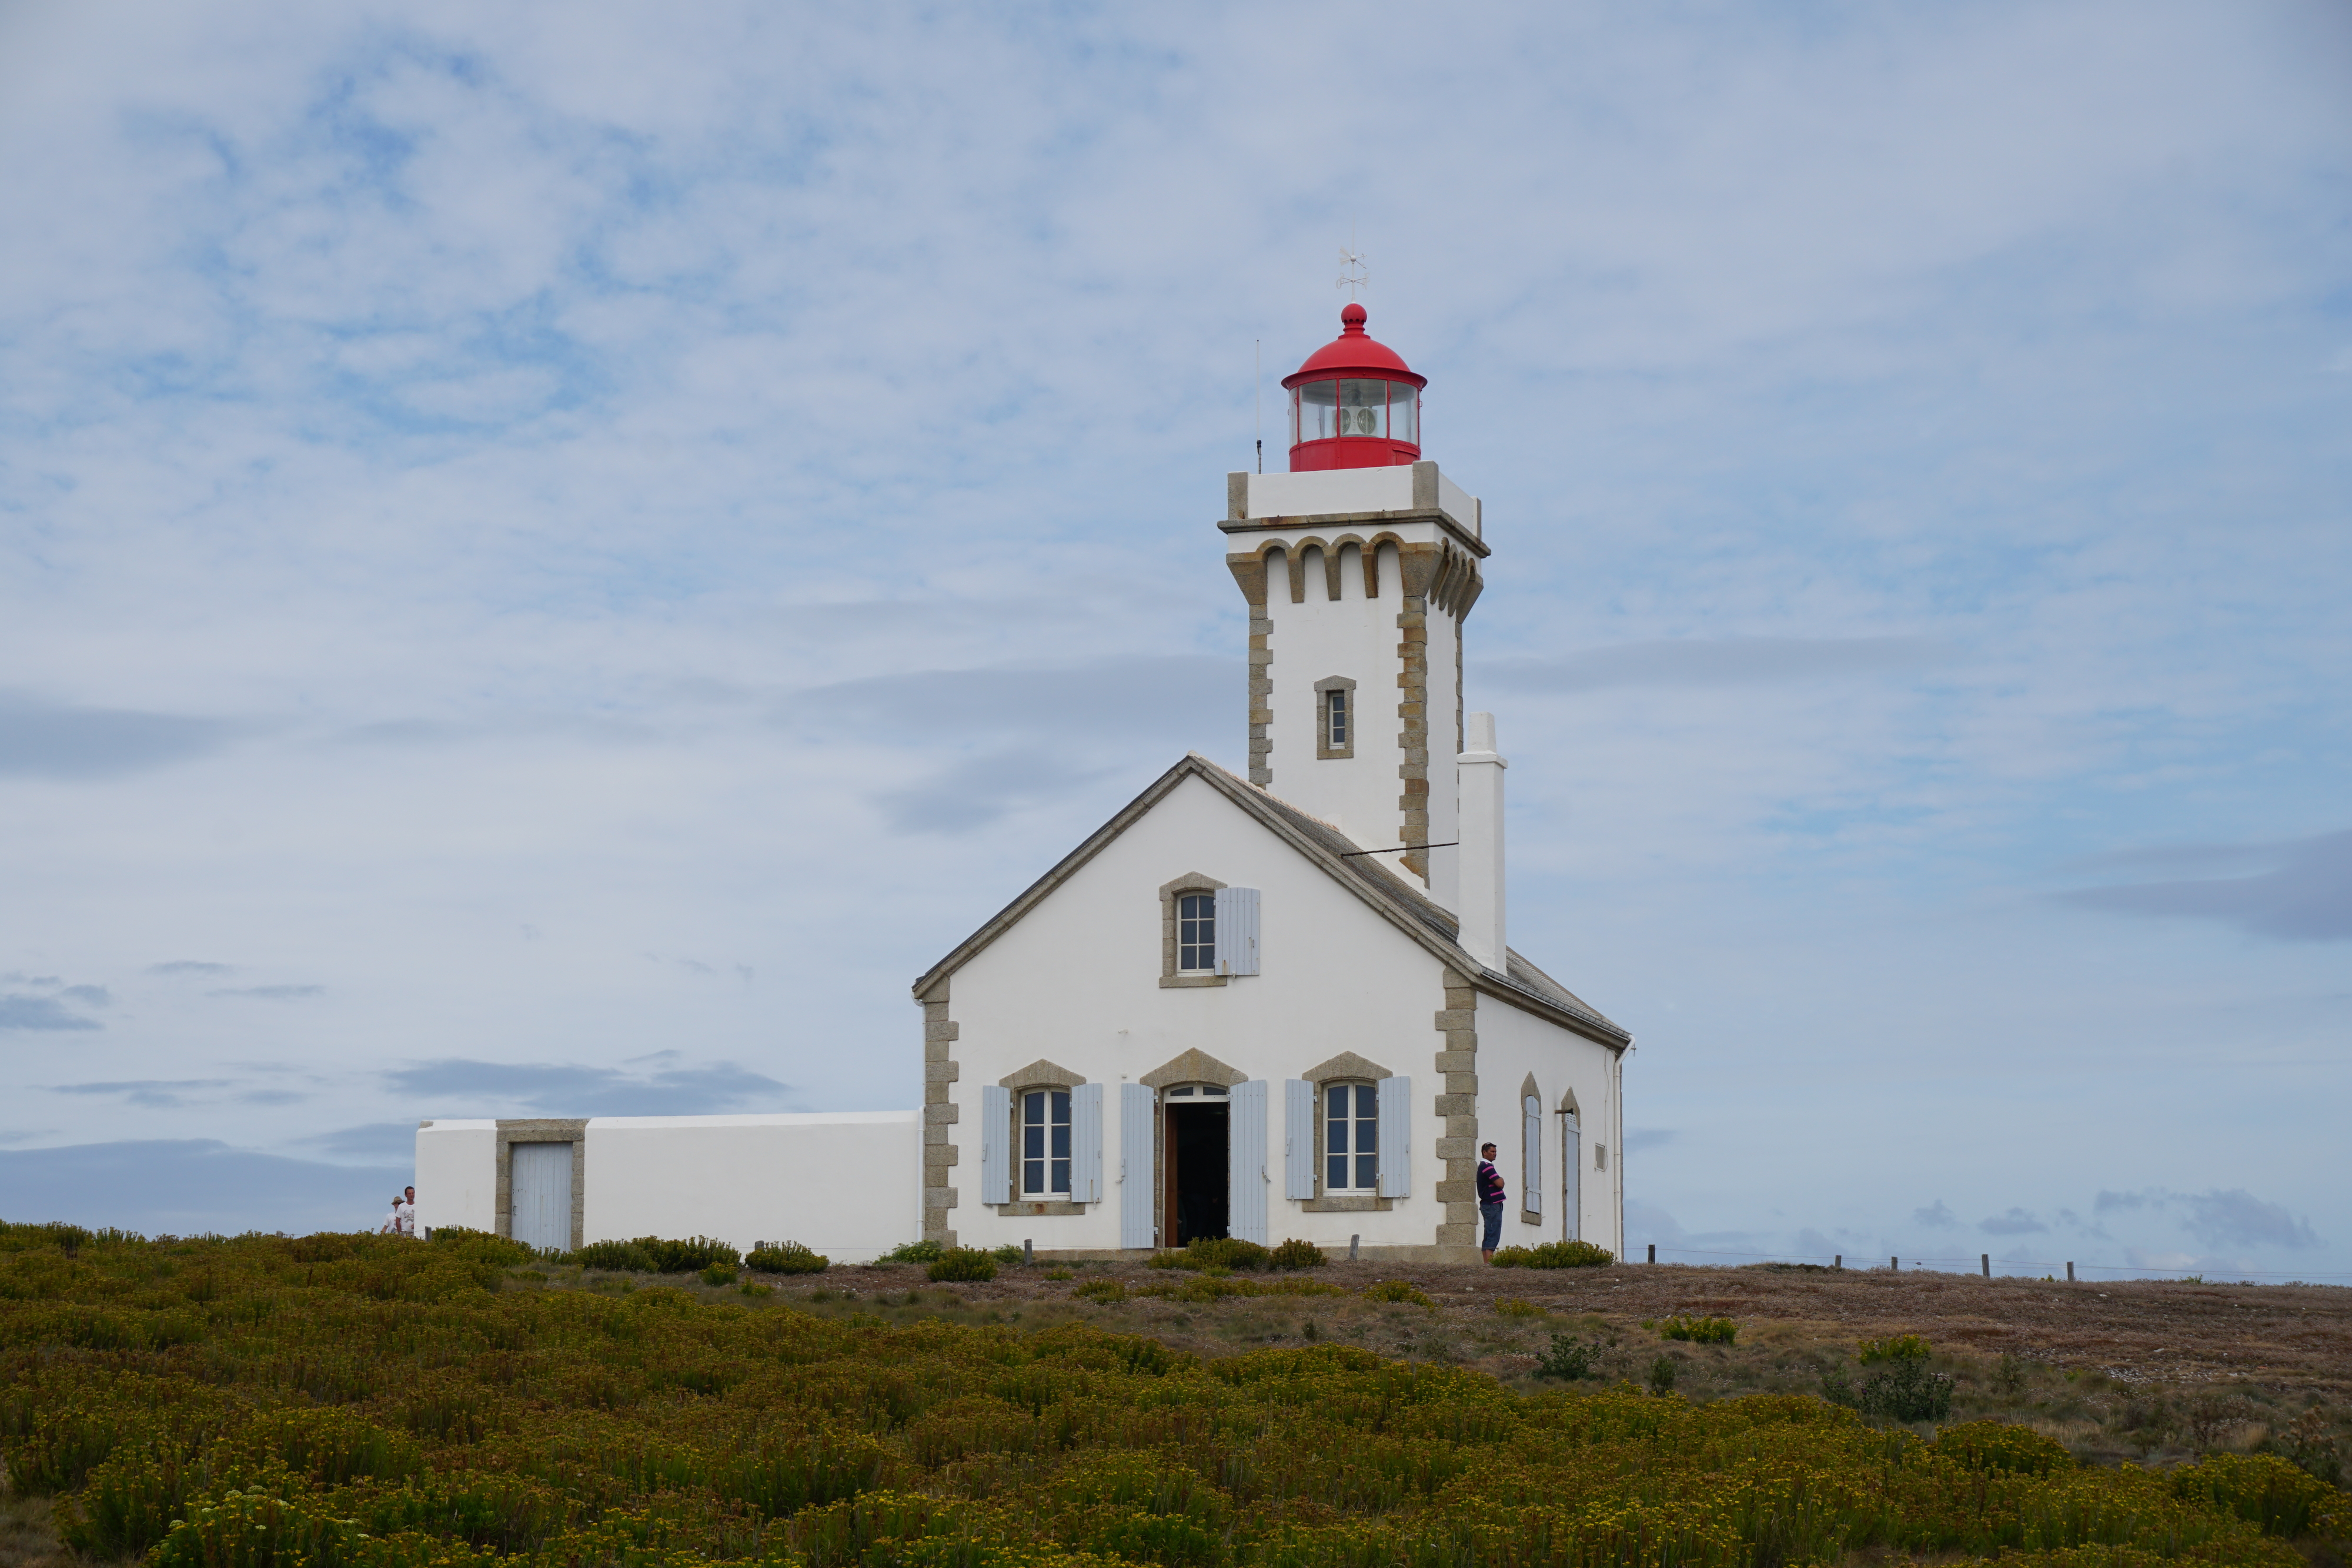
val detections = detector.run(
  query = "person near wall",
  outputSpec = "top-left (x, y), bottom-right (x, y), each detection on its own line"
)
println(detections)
top-left (1477, 1142), bottom-right (1507, 1263)
top-left (379, 1196), bottom-right (405, 1235)
top-left (397, 1186), bottom-right (417, 1238)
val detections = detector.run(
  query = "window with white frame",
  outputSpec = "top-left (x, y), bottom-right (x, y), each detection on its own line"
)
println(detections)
top-left (1177, 892), bottom-right (1216, 973)
top-left (1324, 1081), bottom-right (1379, 1193)
top-left (1021, 1088), bottom-right (1071, 1197)
top-left (1325, 686), bottom-right (1348, 749)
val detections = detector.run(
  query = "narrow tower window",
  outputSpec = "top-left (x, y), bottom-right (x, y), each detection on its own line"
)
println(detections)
top-left (1177, 892), bottom-right (1216, 972)
top-left (1314, 676), bottom-right (1357, 761)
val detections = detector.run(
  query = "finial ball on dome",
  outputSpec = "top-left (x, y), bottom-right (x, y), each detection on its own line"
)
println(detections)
top-left (1341, 302), bottom-right (1368, 330)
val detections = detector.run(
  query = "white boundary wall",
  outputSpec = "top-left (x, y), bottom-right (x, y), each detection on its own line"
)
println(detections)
top-left (587, 1112), bottom-right (918, 1262)
top-left (412, 1112), bottom-right (921, 1263)
top-left (415, 1121), bottom-right (497, 1236)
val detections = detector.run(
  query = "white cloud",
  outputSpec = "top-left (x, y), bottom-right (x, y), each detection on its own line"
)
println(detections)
top-left (0, 1), bottom-right (2344, 1263)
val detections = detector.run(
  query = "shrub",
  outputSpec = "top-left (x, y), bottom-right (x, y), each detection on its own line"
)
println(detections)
top-left (426, 1227), bottom-right (539, 1268)
top-left (745, 1241), bottom-right (830, 1275)
top-left (1268, 1238), bottom-right (1327, 1270)
top-left (1361, 1280), bottom-right (1434, 1308)
top-left (1658, 1314), bottom-right (1738, 1345)
top-left (880, 1239), bottom-right (944, 1264)
top-left (571, 1239), bottom-right (655, 1272)
top-left (1857, 1332), bottom-right (1933, 1365)
top-left (990, 1244), bottom-right (1024, 1265)
top-left (1826, 1333), bottom-right (1954, 1422)
top-left (1535, 1333), bottom-right (1601, 1379)
top-left (642, 1235), bottom-right (739, 1273)
top-left (699, 1262), bottom-right (737, 1286)
top-left (1862, 1359), bottom-right (1955, 1422)
top-left (570, 1235), bottom-right (739, 1275)
top-left (1648, 1355), bottom-right (1678, 1395)
top-left (1494, 1297), bottom-right (1544, 1318)
top-left (1073, 1278), bottom-right (1126, 1303)
top-left (739, 1282), bottom-right (774, 1298)
top-left (2172, 1451), bottom-right (2347, 1539)
top-left (2263, 1407), bottom-right (2343, 1489)
top-left (1149, 1238), bottom-right (1271, 1272)
top-left (1488, 1240), bottom-right (1614, 1269)
top-left (1934, 1419), bottom-right (2075, 1476)
top-left (1044, 1268), bottom-right (1073, 1281)
top-left (927, 1248), bottom-right (997, 1283)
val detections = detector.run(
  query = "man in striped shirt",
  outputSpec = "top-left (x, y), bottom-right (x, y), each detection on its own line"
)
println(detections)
top-left (1477, 1142), bottom-right (1506, 1262)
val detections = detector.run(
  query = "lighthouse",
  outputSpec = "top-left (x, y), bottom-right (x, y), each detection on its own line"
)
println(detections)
top-left (421, 296), bottom-right (1631, 1267)
top-left (1222, 304), bottom-right (1487, 911)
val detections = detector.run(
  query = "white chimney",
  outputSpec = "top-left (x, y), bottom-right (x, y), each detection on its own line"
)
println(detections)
top-left (1456, 711), bottom-right (1506, 972)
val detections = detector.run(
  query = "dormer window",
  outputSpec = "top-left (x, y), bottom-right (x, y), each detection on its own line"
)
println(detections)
top-left (1178, 892), bottom-right (1215, 973)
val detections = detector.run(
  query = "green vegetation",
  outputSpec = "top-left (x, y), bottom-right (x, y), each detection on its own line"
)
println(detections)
top-left (1826, 1335), bottom-right (1958, 1422)
top-left (926, 1247), bottom-right (998, 1282)
top-left (744, 1242), bottom-right (830, 1276)
top-left (1656, 1315), bottom-right (1739, 1345)
top-left (1488, 1239), bottom-right (1615, 1269)
top-left (1145, 1239), bottom-right (1328, 1275)
top-left (1359, 1279), bottom-right (1435, 1308)
top-left (567, 1235), bottom-right (740, 1275)
top-left (1, 1219), bottom-right (2344, 1568)
top-left (1534, 1333), bottom-right (1601, 1380)
top-left (879, 1239), bottom-right (944, 1265)
top-left (1859, 1333), bottom-right (1936, 1365)
top-left (1494, 1297), bottom-right (1545, 1318)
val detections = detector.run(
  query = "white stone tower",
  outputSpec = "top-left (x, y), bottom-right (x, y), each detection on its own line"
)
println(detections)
top-left (1221, 304), bottom-right (1486, 905)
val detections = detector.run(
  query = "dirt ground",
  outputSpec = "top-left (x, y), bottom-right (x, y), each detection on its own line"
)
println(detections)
top-left (695, 1256), bottom-right (2350, 1472)
top-left (797, 1258), bottom-right (2352, 1390)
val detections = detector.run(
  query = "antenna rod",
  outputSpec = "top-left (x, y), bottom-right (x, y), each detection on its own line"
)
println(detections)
top-left (1254, 339), bottom-right (1262, 474)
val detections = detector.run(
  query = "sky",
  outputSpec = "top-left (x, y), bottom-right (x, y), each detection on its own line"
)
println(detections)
top-left (1, 0), bottom-right (2346, 1276)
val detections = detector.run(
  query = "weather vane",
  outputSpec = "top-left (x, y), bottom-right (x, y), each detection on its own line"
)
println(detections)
top-left (1336, 237), bottom-right (1369, 300)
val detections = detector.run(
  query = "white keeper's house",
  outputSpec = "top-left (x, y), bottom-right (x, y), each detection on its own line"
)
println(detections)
top-left (417, 303), bottom-right (1631, 1264)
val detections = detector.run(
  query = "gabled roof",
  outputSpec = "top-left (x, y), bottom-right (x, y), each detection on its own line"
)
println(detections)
top-left (910, 753), bottom-right (1631, 1049)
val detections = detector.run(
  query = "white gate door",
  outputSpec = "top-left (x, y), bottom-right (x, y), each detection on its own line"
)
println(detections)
top-left (510, 1141), bottom-right (573, 1253)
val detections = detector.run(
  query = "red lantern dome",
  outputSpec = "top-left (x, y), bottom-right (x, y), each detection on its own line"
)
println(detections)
top-left (1280, 303), bottom-right (1426, 472)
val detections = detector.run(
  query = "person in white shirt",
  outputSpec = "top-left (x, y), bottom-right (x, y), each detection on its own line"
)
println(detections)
top-left (379, 1195), bottom-right (404, 1234)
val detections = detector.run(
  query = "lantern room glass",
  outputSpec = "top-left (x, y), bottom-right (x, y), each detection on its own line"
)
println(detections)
top-left (1297, 380), bottom-right (1339, 442)
top-left (1291, 379), bottom-right (1418, 447)
top-left (1389, 383), bottom-right (1417, 443)
top-left (1338, 379), bottom-right (1387, 439)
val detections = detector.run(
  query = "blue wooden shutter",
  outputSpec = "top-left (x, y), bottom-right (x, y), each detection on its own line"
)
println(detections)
top-left (1524, 1095), bottom-right (1543, 1216)
top-left (980, 1085), bottom-right (1011, 1206)
top-left (1376, 1075), bottom-right (1411, 1198)
top-left (1073, 1083), bottom-right (1104, 1203)
top-left (1214, 887), bottom-right (1259, 975)
top-left (1228, 1079), bottom-right (1269, 1244)
top-left (1119, 1084), bottom-right (1155, 1249)
top-left (1283, 1079), bottom-right (1315, 1200)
